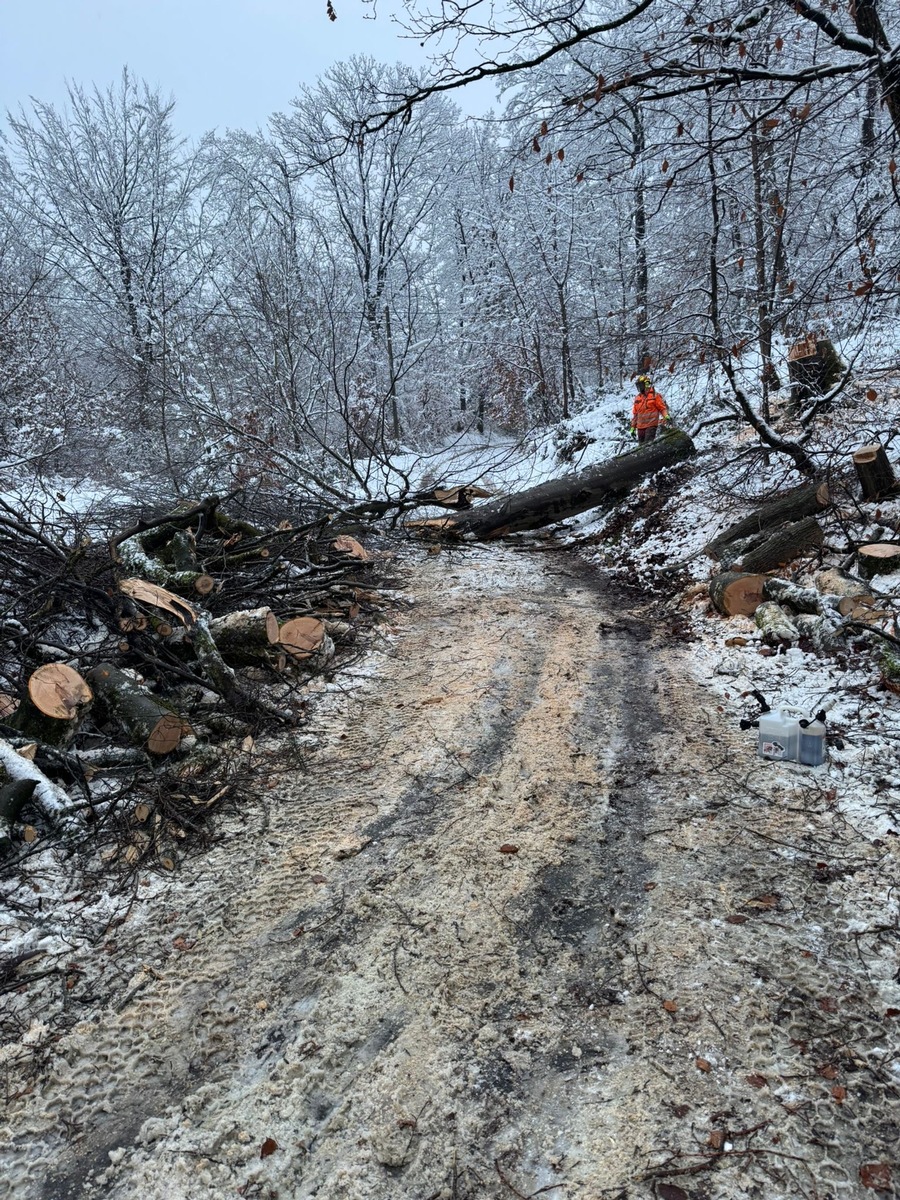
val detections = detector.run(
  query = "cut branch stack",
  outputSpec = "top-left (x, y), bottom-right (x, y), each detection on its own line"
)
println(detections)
top-left (0, 492), bottom-right (381, 857)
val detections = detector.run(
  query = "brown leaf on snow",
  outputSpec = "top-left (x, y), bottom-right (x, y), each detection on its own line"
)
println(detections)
top-left (746, 1073), bottom-right (767, 1088)
top-left (831, 1085), bottom-right (847, 1103)
top-left (172, 936), bottom-right (194, 952)
top-left (708, 1128), bottom-right (726, 1150)
top-left (885, 1008), bottom-right (900, 1018)
top-left (725, 914), bottom-right (748, 924)
top-left (725, 636), bottom-right (748, 647)
top-left (499, 844), bottom-right (520, 854)
top-left (860, 1163), bottom-right (892, 1191)
top-left (818, 1063), bottom-right (838, 1079)
top-left (695, 1057), bottom-right (712, 1072)
top-left (260, 1137), bottom-right (278, 1159)
top-left (743, 893), bottom-right (780, 910)
top-left (333, 535), bottom-right (370, 560)
top-left (663, 999), bottom-right (678, 1013)
top-left (658, 1184), bottom-right (690, 1200)
top-left (818, 997), bottom-right (839, 1014)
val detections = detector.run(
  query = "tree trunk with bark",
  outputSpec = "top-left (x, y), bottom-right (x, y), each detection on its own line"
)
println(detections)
top-left (87, 662), bottom-right (186, 755)
top-left (428, 429), bottom-right (695, 540)
top-left (705, 483), bottom-right (830, 560)
top-left (736, 516), bottom-right (824, 574)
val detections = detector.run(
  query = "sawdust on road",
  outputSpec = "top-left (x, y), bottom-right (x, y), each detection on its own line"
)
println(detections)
top-left (2, 545), bottom-right (896, 1200)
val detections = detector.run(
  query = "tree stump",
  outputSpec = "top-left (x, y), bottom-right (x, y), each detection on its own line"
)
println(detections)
top-left (709, 572), bottom-right (768, 616)
top-left (787, 336), bottom-right (844, 403)
top-left (857, 543), bottom-right (900, 579)
top-left (852, 443), bottom-right (898, 501)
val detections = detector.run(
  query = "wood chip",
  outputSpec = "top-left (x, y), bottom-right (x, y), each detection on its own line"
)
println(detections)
top-left (119, 578), bottom-right (198, 625)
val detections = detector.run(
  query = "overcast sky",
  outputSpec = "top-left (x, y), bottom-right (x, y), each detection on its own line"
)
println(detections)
top-left (1, 0), bottom-right (497, 138)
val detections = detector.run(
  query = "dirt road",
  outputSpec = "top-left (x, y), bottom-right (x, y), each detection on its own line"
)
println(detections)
top-left (3, 546), bottom-right (896, 1199)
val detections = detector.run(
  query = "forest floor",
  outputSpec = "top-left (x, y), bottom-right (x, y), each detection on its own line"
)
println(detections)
top-left (2, 541), bottom-right (898, 1200)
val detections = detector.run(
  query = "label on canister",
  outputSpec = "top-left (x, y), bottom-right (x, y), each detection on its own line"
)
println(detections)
top-left (761, 739), bottom-right (786, 759)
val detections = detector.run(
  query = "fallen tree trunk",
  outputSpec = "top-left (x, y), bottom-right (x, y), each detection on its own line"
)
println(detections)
top-left (852, 443), bottom-right (898, 501)
top-left (423, 430), bottom-right (695, 539)
top-left (705, 482), bottom-right (829, 560)
top-left (709, 571), bottom-right (768, 616)
top-left (87, 662), bottom-right (186, 755)
top-left (736, 516), bottom-right (824, 574)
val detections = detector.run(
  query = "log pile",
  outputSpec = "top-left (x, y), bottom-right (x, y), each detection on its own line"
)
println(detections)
top-left (0, 492), bottom-right (383, 861)
top-left (707, 484), bottom-right (831, 616)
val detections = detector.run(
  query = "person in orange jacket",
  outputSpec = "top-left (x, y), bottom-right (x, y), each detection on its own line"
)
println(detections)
top-left (631, 375), bottom-right (668, 443)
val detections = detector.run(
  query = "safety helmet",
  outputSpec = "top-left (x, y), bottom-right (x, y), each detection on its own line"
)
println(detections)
top-left (637, 374), bottom-right (651, 387)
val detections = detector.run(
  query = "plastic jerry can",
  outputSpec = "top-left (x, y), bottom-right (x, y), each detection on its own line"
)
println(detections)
top-left (799, 719), bottom-right (827, 766)
top-left (758, 710), bottom-right (800, 761)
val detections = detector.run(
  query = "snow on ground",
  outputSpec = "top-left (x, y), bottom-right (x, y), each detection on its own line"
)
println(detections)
top-left (2, 360), bottom-right (900, 1197)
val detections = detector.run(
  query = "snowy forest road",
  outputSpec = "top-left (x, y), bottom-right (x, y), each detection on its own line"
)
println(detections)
top-left (4, 546), bottom-right (896, 1200)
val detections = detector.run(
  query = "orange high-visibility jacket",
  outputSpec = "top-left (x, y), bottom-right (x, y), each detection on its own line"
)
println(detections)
top-left (632, 387), bottom-right (667, 430)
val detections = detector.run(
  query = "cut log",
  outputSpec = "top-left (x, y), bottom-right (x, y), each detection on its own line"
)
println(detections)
top-left (87, 662), bottom-right (185, 755)
top-left (209, 607), bottom-right (280, 666)
top-left (117, 537), bottom-right (214, 598)
top-left (278, 616), bottom-right (326, 658)
top-left (278, 617), bottom-right (335, 670)
top-left (852, 443), bottom-right (898, 501)
top-left (10, 664), bottom-right (93, 748)
top-left (857, 543), bottom-right (900, 579)
top-left (709, 571), bottom-right (768, 616)
top-left (737, 517), bottom-right (823, 574)
top-left (754, 601), bottom-right (800, 646)
top-left (705, 483), bottom-right (829, 560)
top-left (762, 578), bottom-right (833, 614)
